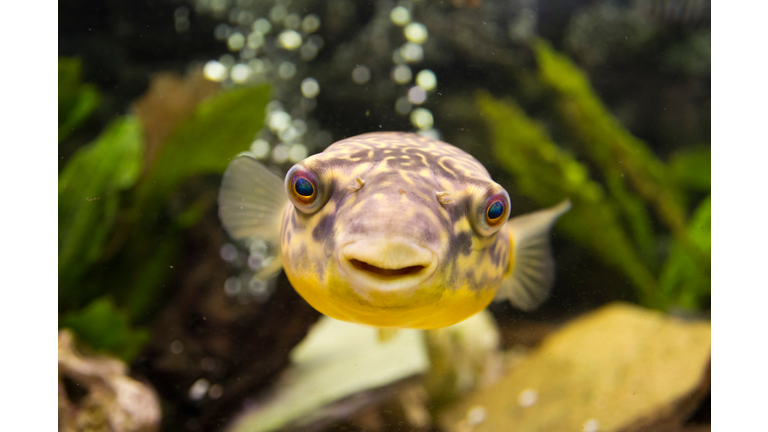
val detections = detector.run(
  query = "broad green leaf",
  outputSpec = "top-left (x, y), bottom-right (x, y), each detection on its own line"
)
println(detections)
top-left (59, 116), bottom-right (144, 305)
top-left (59, 297), bottom-right (150, 362)
top-left (477, 92), bottom-right (661, 307)
top-left (59, 57), bottom-right (101, 142)
top-left (114, 85), bottom-right (271, 321)
top-left (134, 84), bottom-right (272, 216)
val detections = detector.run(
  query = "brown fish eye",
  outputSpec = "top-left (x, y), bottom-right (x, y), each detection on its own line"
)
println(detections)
top-left (290, 171), bottom-right (317, 205)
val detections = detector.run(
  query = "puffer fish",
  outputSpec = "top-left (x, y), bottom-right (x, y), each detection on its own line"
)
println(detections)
top-left (219, 132), bottom-right (570, 329)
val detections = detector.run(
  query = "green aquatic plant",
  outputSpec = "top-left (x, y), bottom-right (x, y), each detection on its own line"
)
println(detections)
top-left (58, 116), bottom-right (144, 299)
top-left (58, 57), bottom-right (100, 142)
top-left (119, 84), bottom-right (272, 319)
top-left (58, 63), bottom-right (271, 358)
top-left (477, 40), bottom-right (710, 311)
top-left (59, 297), bottom-right (150, 362)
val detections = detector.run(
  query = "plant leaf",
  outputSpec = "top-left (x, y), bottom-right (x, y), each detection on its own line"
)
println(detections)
top-left (532, 40), bottom-right (689, 250)
top-left (659, 196), bottom-right (711, 309)
top-left (668, 146), bottom-right (711, 192)
top-left (477, 92), bottom-right (661, 307)
top-left (59, 116), bottom-right (144, 307)
top-left (59, 297), bottom-right (150, 362)
top-left (114, 85), bottom-right (271, 321)
top-left (134, 84), bottom-right (272, 215)
top-left (59, 57), bottom-right (101, 142)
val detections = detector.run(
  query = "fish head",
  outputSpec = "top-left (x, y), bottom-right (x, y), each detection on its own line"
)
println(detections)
top-left (279, 133), bottom-right (512, 329)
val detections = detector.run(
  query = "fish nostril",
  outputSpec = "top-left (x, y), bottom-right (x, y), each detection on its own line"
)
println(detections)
top-left (348, 259), bottom-right (425, 277)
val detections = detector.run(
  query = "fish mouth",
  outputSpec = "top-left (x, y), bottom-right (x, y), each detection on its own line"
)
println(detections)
top-left (348, 259), bottom-right (426, 277)
top-left (339, 239), bottom-right (436, 291)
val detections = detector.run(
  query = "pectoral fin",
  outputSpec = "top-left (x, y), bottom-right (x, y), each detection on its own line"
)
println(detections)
top-left (496, 199), bottom-right (571, 311)
top-left (218, 153), bottom-right (288, 279)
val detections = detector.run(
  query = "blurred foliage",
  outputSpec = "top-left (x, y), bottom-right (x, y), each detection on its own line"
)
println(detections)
top-left (58, 57), bottom-right (271, 359)
top-left (477, 40), bottom-right (710, 311)
top-left (660, 196), bottom-right (711, 310)
top-left (58, 58), bottom-right (101, 142)
top-left (662, 28), bottom-right (711, 76)
top-left (135, 84), bottom-right (272, 214)
top-left (669, 147), bottom-right (711, 193)
top-left (119, 84), bottom-right (272, 320)
top-left (59, 297), bottom-right (150, 362)
top-left (58, 116), bottom-right (144, 292)
top-left (477, 93), bottom-right (660, 306)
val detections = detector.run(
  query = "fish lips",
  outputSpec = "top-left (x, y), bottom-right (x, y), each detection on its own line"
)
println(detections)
top-left (337, 238), bottom-right (438, 294)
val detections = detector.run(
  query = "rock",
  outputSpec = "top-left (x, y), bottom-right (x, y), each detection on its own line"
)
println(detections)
top-left (58, 329), bottom-right (161, 432)
top-left (439, 302), bottom-right (711, 432)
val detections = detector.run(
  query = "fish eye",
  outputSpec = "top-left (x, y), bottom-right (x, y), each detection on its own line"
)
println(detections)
top-left (286, 165), bottom-right (327, 214)
top-left (471, 189), bottom-right (510, 236)
top-left (291, 174), bottom-right (316, 203)
top-left (486, 198), bottom-right (506, 226)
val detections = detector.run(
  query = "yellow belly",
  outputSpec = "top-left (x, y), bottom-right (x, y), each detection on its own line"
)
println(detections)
top-left (285, 270), bottom-right (497, 329)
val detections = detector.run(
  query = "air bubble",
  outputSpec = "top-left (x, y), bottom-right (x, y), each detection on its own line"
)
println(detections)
top-left (395, 97), bottom-right (412, 115)
top-left (390, 6), bottom-right (411, 26)
top-left (230, 63), bottom-right (251, 83)
top-left (269, 5), bottom-right (287, 23)
top-left (220, 243), bottom-right (238, 262)
top-left (247, 32), bottom-right (265, 49)
top-left (410, 108), bottom-right (434, 130)
top-left (351, 65), bottom-right (371, 84)
top-left (208, 384), bottom-right (224, 399)
top-left (300, 41), bottom-right (319, 61)
top-left (250, 139), bottom-right (270, 158)
top-left (224, 276), bottom-right (242, 296)
top-left (416, 69), bottom-right (437, 91)
top-left (407, 86), bottom-right (427, 104)
top-left (203, 60), bottom-right (228, 82)
top-left (170, 340), bottom-right (184, 354)
top-left (391, 65), bottom-right (413, 84)
top-left (301, 77), bottom-right (320, 98)
top-left (277, 61), bottom-right (297, 80)
top-left (272, 144), bottom-right (289, 163)
top-left (278, 30), bottom-right (302, 50)
top-left (288, 144), bottom-right (308, 162)
top-left (252, 18), bottom-right (272, 34)
top-left (400, 42), bottom-right (424, 63)
top-left (188, 378), bottom-right (210, 401)
top-left (268, 111), bottom-right (292, 132)
top-left (284, 13), bottom-right (301, 30)
top-left (302, 14), bottom-right (321, 33)
top-left (404, 22), bottom-right (428, 44)
top-left (214, 23), bottom-right (231, 40)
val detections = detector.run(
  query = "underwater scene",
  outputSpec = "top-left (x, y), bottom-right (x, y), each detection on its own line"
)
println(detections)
top-left (58, 0), bottom-right (711, 431)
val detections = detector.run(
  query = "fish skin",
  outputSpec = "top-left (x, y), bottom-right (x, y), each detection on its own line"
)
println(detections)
top-left (220, 132), bottom-right (568, 329)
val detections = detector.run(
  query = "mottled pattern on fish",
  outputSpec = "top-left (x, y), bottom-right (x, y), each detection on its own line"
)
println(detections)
top-left (219, 132), bottom-right (570, 329)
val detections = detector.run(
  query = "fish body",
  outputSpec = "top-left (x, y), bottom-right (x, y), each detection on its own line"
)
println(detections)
top-left (219, 132), bottom-right (569, 329)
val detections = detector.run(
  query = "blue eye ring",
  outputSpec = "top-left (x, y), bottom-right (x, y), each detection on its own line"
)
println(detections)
top-left (290, 171), bottom-right (317, 205)
top-left (485, 194), bottom-right (508, 227)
